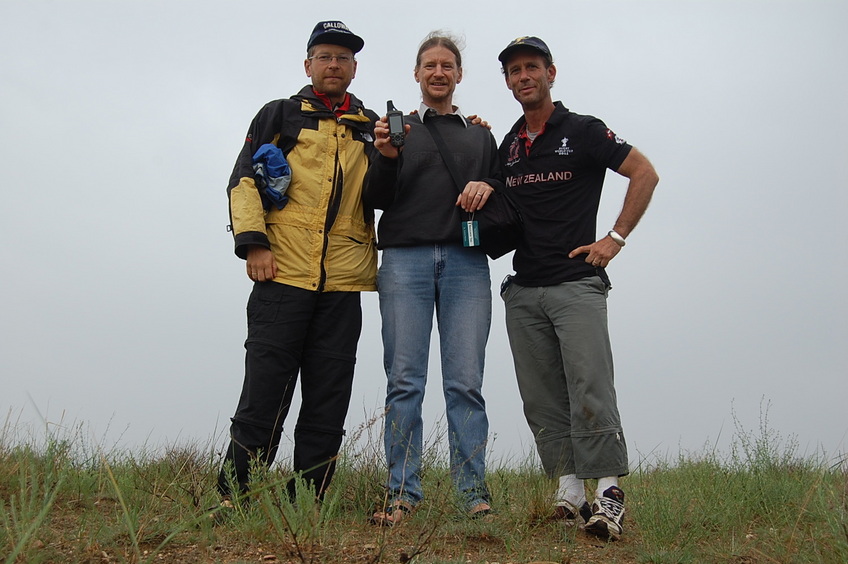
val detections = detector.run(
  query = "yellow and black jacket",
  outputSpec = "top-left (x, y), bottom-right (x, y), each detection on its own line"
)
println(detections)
top-left (227, 86), bottom-right (379, 292)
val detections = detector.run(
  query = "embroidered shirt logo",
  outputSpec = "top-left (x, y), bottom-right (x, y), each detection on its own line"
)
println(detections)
top-left (555, 136), bottom-right (573, 156)
top-left (505, 136), bottom-right (521, 167)
top-left (606, 128), bottom-right (626, 145)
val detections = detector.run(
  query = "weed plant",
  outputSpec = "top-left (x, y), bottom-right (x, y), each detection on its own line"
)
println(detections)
top-left (1, 409), bottom-right (845, 563)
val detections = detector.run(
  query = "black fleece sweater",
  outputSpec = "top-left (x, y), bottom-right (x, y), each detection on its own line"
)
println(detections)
top-left (363, 112), bottom-right (501, 248)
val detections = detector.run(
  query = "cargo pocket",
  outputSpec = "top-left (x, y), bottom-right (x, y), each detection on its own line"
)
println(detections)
top-left (246, 282), bottom-right (282, 324)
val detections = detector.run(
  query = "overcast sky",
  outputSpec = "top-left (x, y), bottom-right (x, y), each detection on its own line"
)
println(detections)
top-left (2, 1), bottom-right (846, 470)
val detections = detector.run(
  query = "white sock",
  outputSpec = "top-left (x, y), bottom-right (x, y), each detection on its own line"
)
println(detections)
top-left (596, 476), bottom-right (619, 498)
top-left (556, 474), bottom-right (586, 507)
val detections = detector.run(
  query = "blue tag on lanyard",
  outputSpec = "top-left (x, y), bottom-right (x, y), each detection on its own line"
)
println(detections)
top-left (462, 218), bottom-right (480, 247)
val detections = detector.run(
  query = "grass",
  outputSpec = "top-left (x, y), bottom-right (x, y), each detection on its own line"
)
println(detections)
top-left (1, 410), bottom-right (846, 564)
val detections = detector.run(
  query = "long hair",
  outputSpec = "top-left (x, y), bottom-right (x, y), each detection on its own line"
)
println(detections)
top-left (415, 31), bottom-right (464, 69)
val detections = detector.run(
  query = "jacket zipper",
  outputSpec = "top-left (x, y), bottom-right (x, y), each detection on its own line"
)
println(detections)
top-left (317, 125), bottom-right (345, 291)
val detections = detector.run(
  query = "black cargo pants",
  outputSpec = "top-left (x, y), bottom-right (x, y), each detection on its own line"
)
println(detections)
top-left (217, 281), bottom-right (362, 499)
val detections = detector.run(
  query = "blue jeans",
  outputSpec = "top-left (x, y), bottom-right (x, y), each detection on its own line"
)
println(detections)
top-left (378, 244), bottom-right (491, 509)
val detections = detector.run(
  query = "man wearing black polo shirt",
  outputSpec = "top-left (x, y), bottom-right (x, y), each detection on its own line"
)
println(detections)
top-left (488, 36), bottom-right (658, 540)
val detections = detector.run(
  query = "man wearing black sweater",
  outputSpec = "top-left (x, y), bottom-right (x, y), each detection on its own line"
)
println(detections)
top-left (364, 32), bottom-right (500, 525)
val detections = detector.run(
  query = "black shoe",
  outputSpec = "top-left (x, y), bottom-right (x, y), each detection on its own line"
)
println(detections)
top-left (585, 486), bottom-right (625, 540)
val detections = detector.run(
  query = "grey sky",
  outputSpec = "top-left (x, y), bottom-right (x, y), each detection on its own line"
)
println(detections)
top-left (1, 1), bottom-right (846, 469)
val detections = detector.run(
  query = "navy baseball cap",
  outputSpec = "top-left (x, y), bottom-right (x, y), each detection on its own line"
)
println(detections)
top-left (307, 21), bottom-right (364, 54)
top-left (498, 36), bottom-right (552, 64)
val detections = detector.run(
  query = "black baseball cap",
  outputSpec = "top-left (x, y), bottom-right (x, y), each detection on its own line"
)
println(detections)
top-left (498, 36), bottom-right (552, 64)
top-left (307, 21), bottom-right (364, 54)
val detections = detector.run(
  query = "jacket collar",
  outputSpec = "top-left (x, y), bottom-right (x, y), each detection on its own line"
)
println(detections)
top-left (295, 86), bottom-right (363, 114)
top-left (294, 85), bottom-right (372, 128)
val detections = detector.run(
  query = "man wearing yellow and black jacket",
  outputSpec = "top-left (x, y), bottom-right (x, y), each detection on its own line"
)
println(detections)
top-left (218, 20), bottom-right (379, 504)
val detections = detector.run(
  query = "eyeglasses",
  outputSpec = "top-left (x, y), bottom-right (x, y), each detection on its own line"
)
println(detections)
top-left (308, 54), bottom-right (354, 64)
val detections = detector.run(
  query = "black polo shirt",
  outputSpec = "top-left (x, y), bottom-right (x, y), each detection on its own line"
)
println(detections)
top-left (499, 102), bottom-right (632, 287)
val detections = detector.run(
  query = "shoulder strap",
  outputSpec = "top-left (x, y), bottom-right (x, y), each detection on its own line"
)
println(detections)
top-left (275, 98), bottom-right (305, 155)
top-left (423, 117), bottom-right (464, 193)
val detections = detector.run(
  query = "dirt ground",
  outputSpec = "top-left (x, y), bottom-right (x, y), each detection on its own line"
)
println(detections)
top-left (125, 519), bottom-right (642, 564)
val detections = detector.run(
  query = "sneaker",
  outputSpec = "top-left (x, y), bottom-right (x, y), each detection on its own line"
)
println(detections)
top-left (552, 499), bottom-right (593, 526)
top-left (585, 486), bottom-right (625, 540)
